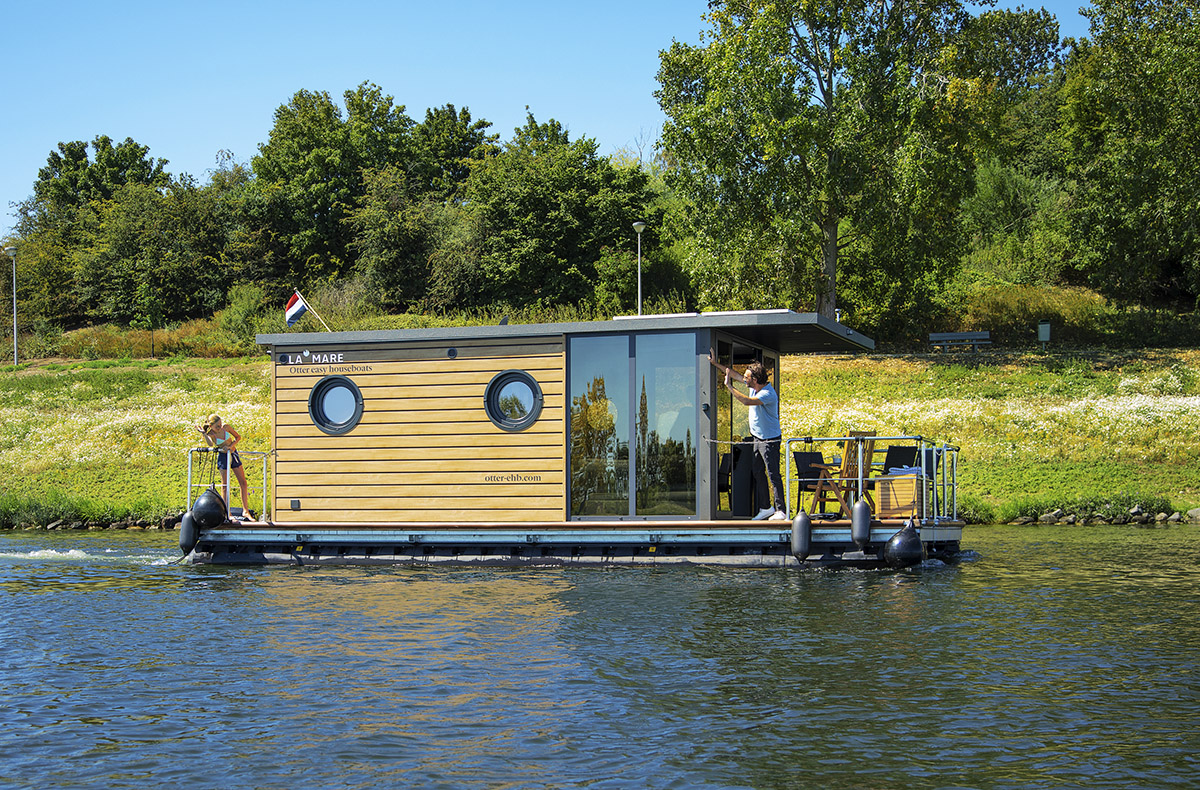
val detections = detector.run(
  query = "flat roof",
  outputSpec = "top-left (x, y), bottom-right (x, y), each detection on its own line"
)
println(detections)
top-left (257, 309), bottom-right (874, 355)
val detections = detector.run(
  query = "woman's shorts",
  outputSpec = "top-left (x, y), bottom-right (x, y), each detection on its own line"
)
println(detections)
top-left (217, 449), bottom-right (242, 470)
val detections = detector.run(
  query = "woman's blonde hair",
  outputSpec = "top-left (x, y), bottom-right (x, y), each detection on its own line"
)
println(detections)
top-left (203, 414), bottom-right (222, 431)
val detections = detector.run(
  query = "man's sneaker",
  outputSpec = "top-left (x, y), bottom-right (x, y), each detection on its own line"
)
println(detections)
top-left (753, 507), bottom-right (775, 520)
top-left (768, 510), bottom-right (788, 520)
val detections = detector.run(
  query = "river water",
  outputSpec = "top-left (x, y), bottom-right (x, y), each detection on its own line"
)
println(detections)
top-left (1, 526), bottom-right (1197, 790)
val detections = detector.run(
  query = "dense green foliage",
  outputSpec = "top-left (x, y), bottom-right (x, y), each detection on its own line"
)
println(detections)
top-left (960, 0), bottom-right (1200, 313)
top-left (656, 0), bottom-right (1059, 328)
top-left (10, 84), bottom-right (661, 331)
top-left (1060, 0), bottom-right (1200, 307)
top-left (3, 0), bottom-right (1199, 347)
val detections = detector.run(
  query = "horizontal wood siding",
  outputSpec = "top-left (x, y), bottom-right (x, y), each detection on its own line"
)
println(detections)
top-left (272, 341), bottom-right (565, 523)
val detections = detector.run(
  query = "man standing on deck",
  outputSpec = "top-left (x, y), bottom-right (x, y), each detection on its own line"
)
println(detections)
top-left (709, 351), bottom-right (788, 520)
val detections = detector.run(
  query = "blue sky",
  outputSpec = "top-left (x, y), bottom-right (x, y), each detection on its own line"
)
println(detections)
top-left (1, 0), bottom-right (1092, 237)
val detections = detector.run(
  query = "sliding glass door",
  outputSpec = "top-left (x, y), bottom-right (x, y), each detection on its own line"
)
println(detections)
top-left (569, 333), bottom-right (697, 518)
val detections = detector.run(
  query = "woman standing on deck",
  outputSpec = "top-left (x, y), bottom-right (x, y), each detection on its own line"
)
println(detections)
top-left (198, 413), bottom-right (254, 521)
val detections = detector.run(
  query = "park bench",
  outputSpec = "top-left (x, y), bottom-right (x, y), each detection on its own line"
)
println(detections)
top-left (929, 330), bottom-right (991, 351)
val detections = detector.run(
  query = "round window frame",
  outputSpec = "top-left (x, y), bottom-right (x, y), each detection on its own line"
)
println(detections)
top-left (484, 370), bottom-right (544, 432)
top-left (308, 375), bottom-right (365, 436)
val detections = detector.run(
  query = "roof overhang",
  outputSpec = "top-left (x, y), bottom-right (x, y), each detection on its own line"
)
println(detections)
top-left (257, 309), bottom-right (874, 355)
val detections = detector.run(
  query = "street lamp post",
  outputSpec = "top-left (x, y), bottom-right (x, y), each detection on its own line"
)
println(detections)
top-left (4, 247), bottom-right (16, 366)
top-left (632, 221), bottom-right (646, 315)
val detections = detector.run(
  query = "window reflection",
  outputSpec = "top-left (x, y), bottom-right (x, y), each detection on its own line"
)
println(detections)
top-left (497, 380), bottom-right (533, 419)
top-left (484, 370), bottom-right (543, 431)
top-left (322, 385), bottom-right (357, 425)
top-left (569, 336), bottom-right (629, 516)
top-left (568, 333), bottom-right (697, 518)
top-left (635, 334), bottom-right (696, 516)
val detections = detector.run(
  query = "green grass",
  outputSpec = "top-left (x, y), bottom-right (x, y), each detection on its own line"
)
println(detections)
top-left (0, 357), bottom-right (271, 527)
top-left (2, 348), bottom-right (1197, 527)
top-left (959, 460), bottom-right (1191, 523)
top-left (779, 350), bottom-right (1200, 521)
top-left (0, 489), bottom-right (163, 526)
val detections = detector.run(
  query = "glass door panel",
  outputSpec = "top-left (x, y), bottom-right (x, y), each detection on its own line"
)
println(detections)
top-left (568, 335), bottom-right (630, 516)
top-left (634, 333), bottom-right (696, 516)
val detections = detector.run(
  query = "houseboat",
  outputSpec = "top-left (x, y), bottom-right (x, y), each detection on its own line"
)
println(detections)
top-left (181, 310), bottom-right (964, 568)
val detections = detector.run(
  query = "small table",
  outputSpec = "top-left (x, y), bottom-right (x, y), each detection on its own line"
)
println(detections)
top-left (875, 473), bottom-right (920, 519)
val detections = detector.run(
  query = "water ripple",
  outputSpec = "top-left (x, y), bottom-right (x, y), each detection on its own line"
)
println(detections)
top-left (1, 527), bottom-right (1198, 789)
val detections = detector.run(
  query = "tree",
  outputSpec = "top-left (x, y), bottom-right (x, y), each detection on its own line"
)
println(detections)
top-left (569, 376), bottom-right (621, 516)
top-left (410, 104), bottom-right (499, 203)
top-left (252, 82), bottom-right (415, 283)
top-left (462, 114), bottom-right (654, 307)
top-left (958, 155), bottom-right (1073, 285)
top-left (31, 135), bottom-right (169, 217)
top-left (957, 46), bottom-right (1076, 289)
top-left (346, 166), bottom-right (438, 310)
top-left (347, 105), bottom-right (499, 311)
top-left (15, 136), bottom-right (171, 323)
top-left (657, 0), bottom-right (1060, 323)
top-left (72, 179), bottom-right (230, 325)
top-left (1059, 0), bottom-right (1200, 308)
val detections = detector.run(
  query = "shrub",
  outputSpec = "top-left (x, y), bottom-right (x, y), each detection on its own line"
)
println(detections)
top-left (215, 284), bottom-right (270, 352)
top-left (994, 492), bottom-right (1177, 523)
top-left (956, 494), bottom-right (996, 525)
top-left (25, 318), bottom-right (63, 358)
top-left (923, 277), bottom-right (1200, 350)
top-left (58, 320), bottom-right (246, 359)
top-left (0, 489), bottom-right (170, 528)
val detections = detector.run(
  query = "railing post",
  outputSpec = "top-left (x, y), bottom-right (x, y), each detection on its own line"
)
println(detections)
top-left (950, 446), bottom-right (958, 522)
top-left (782, 434), bottom-right (792, 513)
top-left (260, 451), bottom-right (268, 521)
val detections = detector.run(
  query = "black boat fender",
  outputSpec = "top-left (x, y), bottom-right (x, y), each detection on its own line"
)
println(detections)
top-left (790, 510), bottom-right (811, 559)
top-left (192, 487), bottom-right (227, 529)
top-left (180, 487), bottom-right (228, 555)
top-left (179, 510), bottom-right (198, 554)
top-left (883, 520), bottom-right (926, 569)
top-left (851, 497), bottom-right (872, 548)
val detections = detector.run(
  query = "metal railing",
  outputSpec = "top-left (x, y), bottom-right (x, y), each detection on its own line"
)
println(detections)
top-left (186, 447), bottom-right (269, 520)
top-left (784, 434), bottom-right (959, 524)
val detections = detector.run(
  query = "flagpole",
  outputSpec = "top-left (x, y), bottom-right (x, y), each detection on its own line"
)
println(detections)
top-left (289, 289), bottom-right (333, 332)
top-left (302, 296), bottom-right (333, 332)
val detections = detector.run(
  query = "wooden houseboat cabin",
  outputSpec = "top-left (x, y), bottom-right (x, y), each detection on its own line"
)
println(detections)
top-left (182, 310), bottom-right (964, 567)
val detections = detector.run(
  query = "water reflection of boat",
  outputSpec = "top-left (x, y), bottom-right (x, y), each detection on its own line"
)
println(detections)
top-left (182, 310), bottom-right (963, 568)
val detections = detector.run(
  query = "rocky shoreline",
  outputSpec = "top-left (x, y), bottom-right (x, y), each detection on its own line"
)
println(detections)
top-left (1007, 505), bottom-right (1200, 526)
top-left (4, 513), bottom-right (186, 531)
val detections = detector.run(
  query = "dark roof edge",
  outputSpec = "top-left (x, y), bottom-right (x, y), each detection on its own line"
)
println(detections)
top-left (256, 310), bottom-right (874, 353)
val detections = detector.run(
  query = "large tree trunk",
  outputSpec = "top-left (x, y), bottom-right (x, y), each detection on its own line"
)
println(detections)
top-left (817, 218), bottom-right (838, 318)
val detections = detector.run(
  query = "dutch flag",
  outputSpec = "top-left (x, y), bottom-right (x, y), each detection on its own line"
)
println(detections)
top-left (285, 291), bottom-right (308, 327)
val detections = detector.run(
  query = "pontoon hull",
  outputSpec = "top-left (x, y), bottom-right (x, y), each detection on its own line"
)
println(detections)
top-left (187, 519), bottom-right (963, 569)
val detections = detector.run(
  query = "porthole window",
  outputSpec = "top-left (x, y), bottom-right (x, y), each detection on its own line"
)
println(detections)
top-left (484, 370), bottom-right (544, 432)
top-left (308, 375), bottom-right (364, 435)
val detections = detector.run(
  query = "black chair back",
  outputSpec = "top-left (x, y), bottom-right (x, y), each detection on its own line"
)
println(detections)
top-left (881, 445), bottom-right (918, 472)
top-left (922, 448), bottom-right (941, 478)
top-left (793, 451), bottom-right (825, 481)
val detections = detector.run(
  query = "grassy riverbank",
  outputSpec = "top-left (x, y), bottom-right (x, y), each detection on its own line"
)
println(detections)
top-left (1, 348), bottom-right (1197, 526)
top-left (781, 350), bottom-right (1200, 522)
top-left (0, 357), bottom-right (271, 526)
